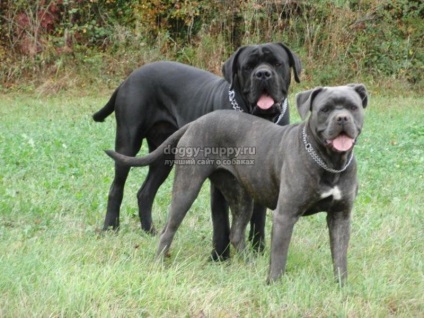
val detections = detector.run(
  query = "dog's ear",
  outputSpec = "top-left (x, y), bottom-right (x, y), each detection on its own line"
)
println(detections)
top-left (296, 87), bottom-right (324, 120)
top-left (277, 43), bottom-right (302, 83)
top-left (348, 83), bottom-right (368, 108)
top-left (222, 46), bottom-right (247, 90)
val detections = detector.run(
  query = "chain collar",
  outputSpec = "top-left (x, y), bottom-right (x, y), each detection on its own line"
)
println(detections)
top-left (274, 99), bottom-right (288, 125)
top-left (302, 125), bottom-right (354, 174)
top-left (228, 89), bottom-right (244, 112)
top-left (228, 90), bottom-right (288, 123)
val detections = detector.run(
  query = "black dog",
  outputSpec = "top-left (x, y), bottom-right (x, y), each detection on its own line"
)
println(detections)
top-left (93, 43), bottom-right (301, 258)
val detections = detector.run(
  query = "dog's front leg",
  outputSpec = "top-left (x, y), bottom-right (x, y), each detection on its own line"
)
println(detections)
top-left (326, 210), bottom-right (351, 285)
top-left (210, 185), bottom-right (230, 261)
top-left (248, 203), bottom-right (267, 253)
top-left (229, 196), bottom-right (254, 254)
top-left (267, 209), bottom-right (300, 284)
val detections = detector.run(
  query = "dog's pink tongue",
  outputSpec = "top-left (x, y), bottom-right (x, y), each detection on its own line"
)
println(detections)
top-left (257, 94), bottom-right (274, 109)
top-left (332, 135), bottom-right (354, 152)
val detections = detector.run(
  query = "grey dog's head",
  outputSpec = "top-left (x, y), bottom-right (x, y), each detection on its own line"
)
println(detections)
top-left (222, 43), bottom-right (302, 121)
top-left (296, 84), bottom-right (368, 152)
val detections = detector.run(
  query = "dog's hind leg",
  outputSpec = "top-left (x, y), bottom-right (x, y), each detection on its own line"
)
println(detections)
top-left (103, 163), bottom-right (131, 230)
top-left (137, 124), bottom-right (177, 234)
top-left (137, 161), bottom-right (173, 234)
top-left (103, 126), bottom-right (143, 231)
top-left (156, 170), bottom-right (207, 258)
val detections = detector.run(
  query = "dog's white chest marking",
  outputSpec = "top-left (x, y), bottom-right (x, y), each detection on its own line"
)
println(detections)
top-left (320, 186), bottom-right (342, 200)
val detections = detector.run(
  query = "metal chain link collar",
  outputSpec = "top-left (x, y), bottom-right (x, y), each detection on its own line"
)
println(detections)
top-left (228, 89), bottom-right (244, 112)
top-left (302, 125), bottom-right (354, 174)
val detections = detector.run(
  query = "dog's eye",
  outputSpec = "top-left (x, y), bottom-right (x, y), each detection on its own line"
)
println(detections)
top-left (350, 105), bottom-right (358, 111)
top-left (274, 63), bottom-right (281, 67)
top-left (321, 106), bottom-right (330, 113)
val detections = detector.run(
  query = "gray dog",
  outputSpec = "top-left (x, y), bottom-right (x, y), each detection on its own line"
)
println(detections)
top-left (106, 84), bottom-right (368, 284)
top-left (93, 43), bottom-right (301, 258)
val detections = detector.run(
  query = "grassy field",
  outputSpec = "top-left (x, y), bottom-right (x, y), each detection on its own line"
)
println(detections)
top-left (0, 90), bottom-right (423, 317)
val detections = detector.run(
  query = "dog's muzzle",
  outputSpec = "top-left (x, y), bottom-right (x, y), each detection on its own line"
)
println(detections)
top-left (229, 89), bottom-right (288, 124)
top-left (252, 98), bottom-right (288, 124)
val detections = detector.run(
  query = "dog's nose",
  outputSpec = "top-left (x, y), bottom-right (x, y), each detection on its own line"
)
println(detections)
top-left (255, 69), bottom-right (272, 80)
top-left (336, 114), bottom-right (349, 124)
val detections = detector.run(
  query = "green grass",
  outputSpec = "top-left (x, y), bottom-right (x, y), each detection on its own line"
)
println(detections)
top-left (0, 91), bottom-right (423, 317)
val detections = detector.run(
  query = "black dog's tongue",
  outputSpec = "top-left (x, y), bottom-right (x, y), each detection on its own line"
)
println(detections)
top-left (257, 94), bottom-right (274, 109)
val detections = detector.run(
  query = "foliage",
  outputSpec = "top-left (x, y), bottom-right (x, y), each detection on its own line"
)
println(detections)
top-left (0, 0), bottom-right (422, 92)
top-left (1, 0), bottom-right (134, 52)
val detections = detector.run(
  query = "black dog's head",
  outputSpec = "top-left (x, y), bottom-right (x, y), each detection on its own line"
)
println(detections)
top-left (222, 43), bottom-right (302, 122)
top-left (296, 84), bottom-right (368, 153)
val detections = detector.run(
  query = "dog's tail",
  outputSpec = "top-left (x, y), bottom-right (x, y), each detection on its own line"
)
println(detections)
top-left (92, 85), bottom-right (120, 122)
top-left (105, 124), bottom-right (190, 167)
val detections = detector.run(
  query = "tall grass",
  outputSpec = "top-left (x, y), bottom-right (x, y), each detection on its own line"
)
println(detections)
top-left (0, 92), bottom-right (423, 317)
